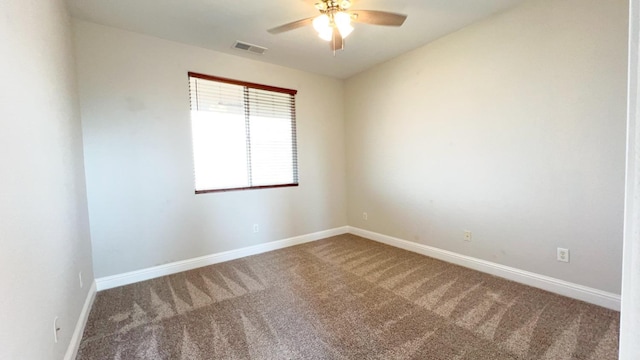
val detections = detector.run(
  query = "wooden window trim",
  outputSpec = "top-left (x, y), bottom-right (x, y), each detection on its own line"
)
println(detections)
top-left (195, 183), bottom-right (299, 194)
top-left (188, 72), bottom-right (297, 96)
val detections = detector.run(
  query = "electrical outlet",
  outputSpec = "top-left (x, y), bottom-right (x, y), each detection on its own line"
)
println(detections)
top-left (79, 271), bottom-right (83, 288)
top-left (463, 230), bottom-right (472, 242)
top-left (53, 317), bottom-right (60, 343)
top-left (557, 248), bottom-right (570, 263)
top-left (363, 212), bottom-right (368, 220)
top-left (253, 224), bottom-right (259, 233)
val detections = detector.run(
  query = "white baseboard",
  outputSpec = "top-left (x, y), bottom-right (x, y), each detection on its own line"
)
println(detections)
top-left (64, 281), bottom-right (97, 360)
top-left (348, 226), bottom-right (621, 311)
top-left (96, 226), bottom-right (349, 291)
top-left (93, 225), bottom-right (620, 311)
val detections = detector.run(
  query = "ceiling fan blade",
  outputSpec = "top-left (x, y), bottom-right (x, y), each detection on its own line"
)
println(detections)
top-left (331, 28), bottom-right (344, 52)
top-left (268, 17), bottom-right (314, 34)
top-left (348, 10), bottom-right (407, 26)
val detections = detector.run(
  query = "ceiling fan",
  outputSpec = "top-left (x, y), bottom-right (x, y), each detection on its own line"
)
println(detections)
top-left (268, 0), bottom-right (407, 52)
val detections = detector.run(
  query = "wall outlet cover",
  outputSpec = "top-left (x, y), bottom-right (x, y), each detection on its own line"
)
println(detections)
top-left (557, 248), bottom-right (570, 263)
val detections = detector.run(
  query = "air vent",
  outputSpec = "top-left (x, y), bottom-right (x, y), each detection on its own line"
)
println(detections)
top-left (232, 41), bottom-right (267, 55)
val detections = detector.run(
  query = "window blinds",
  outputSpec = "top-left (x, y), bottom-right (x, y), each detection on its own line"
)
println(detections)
top-left (188, 72), bottom-right (298, 192)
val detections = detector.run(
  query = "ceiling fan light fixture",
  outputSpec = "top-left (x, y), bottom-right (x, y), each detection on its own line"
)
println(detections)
top-left (334, 11), bottom-right (353, 38)
top-left (312, 14), bottom-right (330, 32)
top-left (313, 14), bottom-right (333, 41)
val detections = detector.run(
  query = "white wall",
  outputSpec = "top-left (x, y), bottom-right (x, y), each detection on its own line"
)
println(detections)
top-left (620, 0), bottom-right (640, 357)
top-left (74, 21), bottom-right (347, 278)
top-left (0, 1), bottom-right (94, 359)
top-left (345, 0), bottom-right (628, 294)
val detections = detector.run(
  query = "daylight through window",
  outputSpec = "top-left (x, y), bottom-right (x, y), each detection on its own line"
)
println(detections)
top-left (188, 72), bottom-right (298, 193)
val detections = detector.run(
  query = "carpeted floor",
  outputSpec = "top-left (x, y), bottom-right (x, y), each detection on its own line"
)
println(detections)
top-left (77, 234), bottom-right (619, 359)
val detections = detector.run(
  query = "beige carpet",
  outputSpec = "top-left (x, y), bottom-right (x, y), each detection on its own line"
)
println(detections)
top-left (77, 234), bottom-right (619, 359)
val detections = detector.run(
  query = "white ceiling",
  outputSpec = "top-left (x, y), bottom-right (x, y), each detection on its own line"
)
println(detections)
top-left (66, 0), bottom-right (527, 79)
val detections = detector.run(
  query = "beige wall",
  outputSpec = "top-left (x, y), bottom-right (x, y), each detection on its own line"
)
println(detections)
top-left (74, 21), bottom-right (347, 278)
top-left (0, 0), bottom-right (94, 359)
top-left (345, 0), bottom-right (628, 293)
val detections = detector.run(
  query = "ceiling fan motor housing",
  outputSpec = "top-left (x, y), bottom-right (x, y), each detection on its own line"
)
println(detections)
top-left (315, 0), bottom-right (351, 13)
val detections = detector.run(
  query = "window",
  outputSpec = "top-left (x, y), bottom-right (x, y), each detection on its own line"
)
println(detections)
top-left (188, 72), bottom-right (298, 193)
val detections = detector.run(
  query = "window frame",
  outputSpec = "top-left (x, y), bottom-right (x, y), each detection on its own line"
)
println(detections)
top-left (188, 72), bottom-right (299, 194)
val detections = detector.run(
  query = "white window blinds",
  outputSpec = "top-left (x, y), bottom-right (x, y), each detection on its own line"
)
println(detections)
top-left (188, 72), bottom-right (298, 193)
